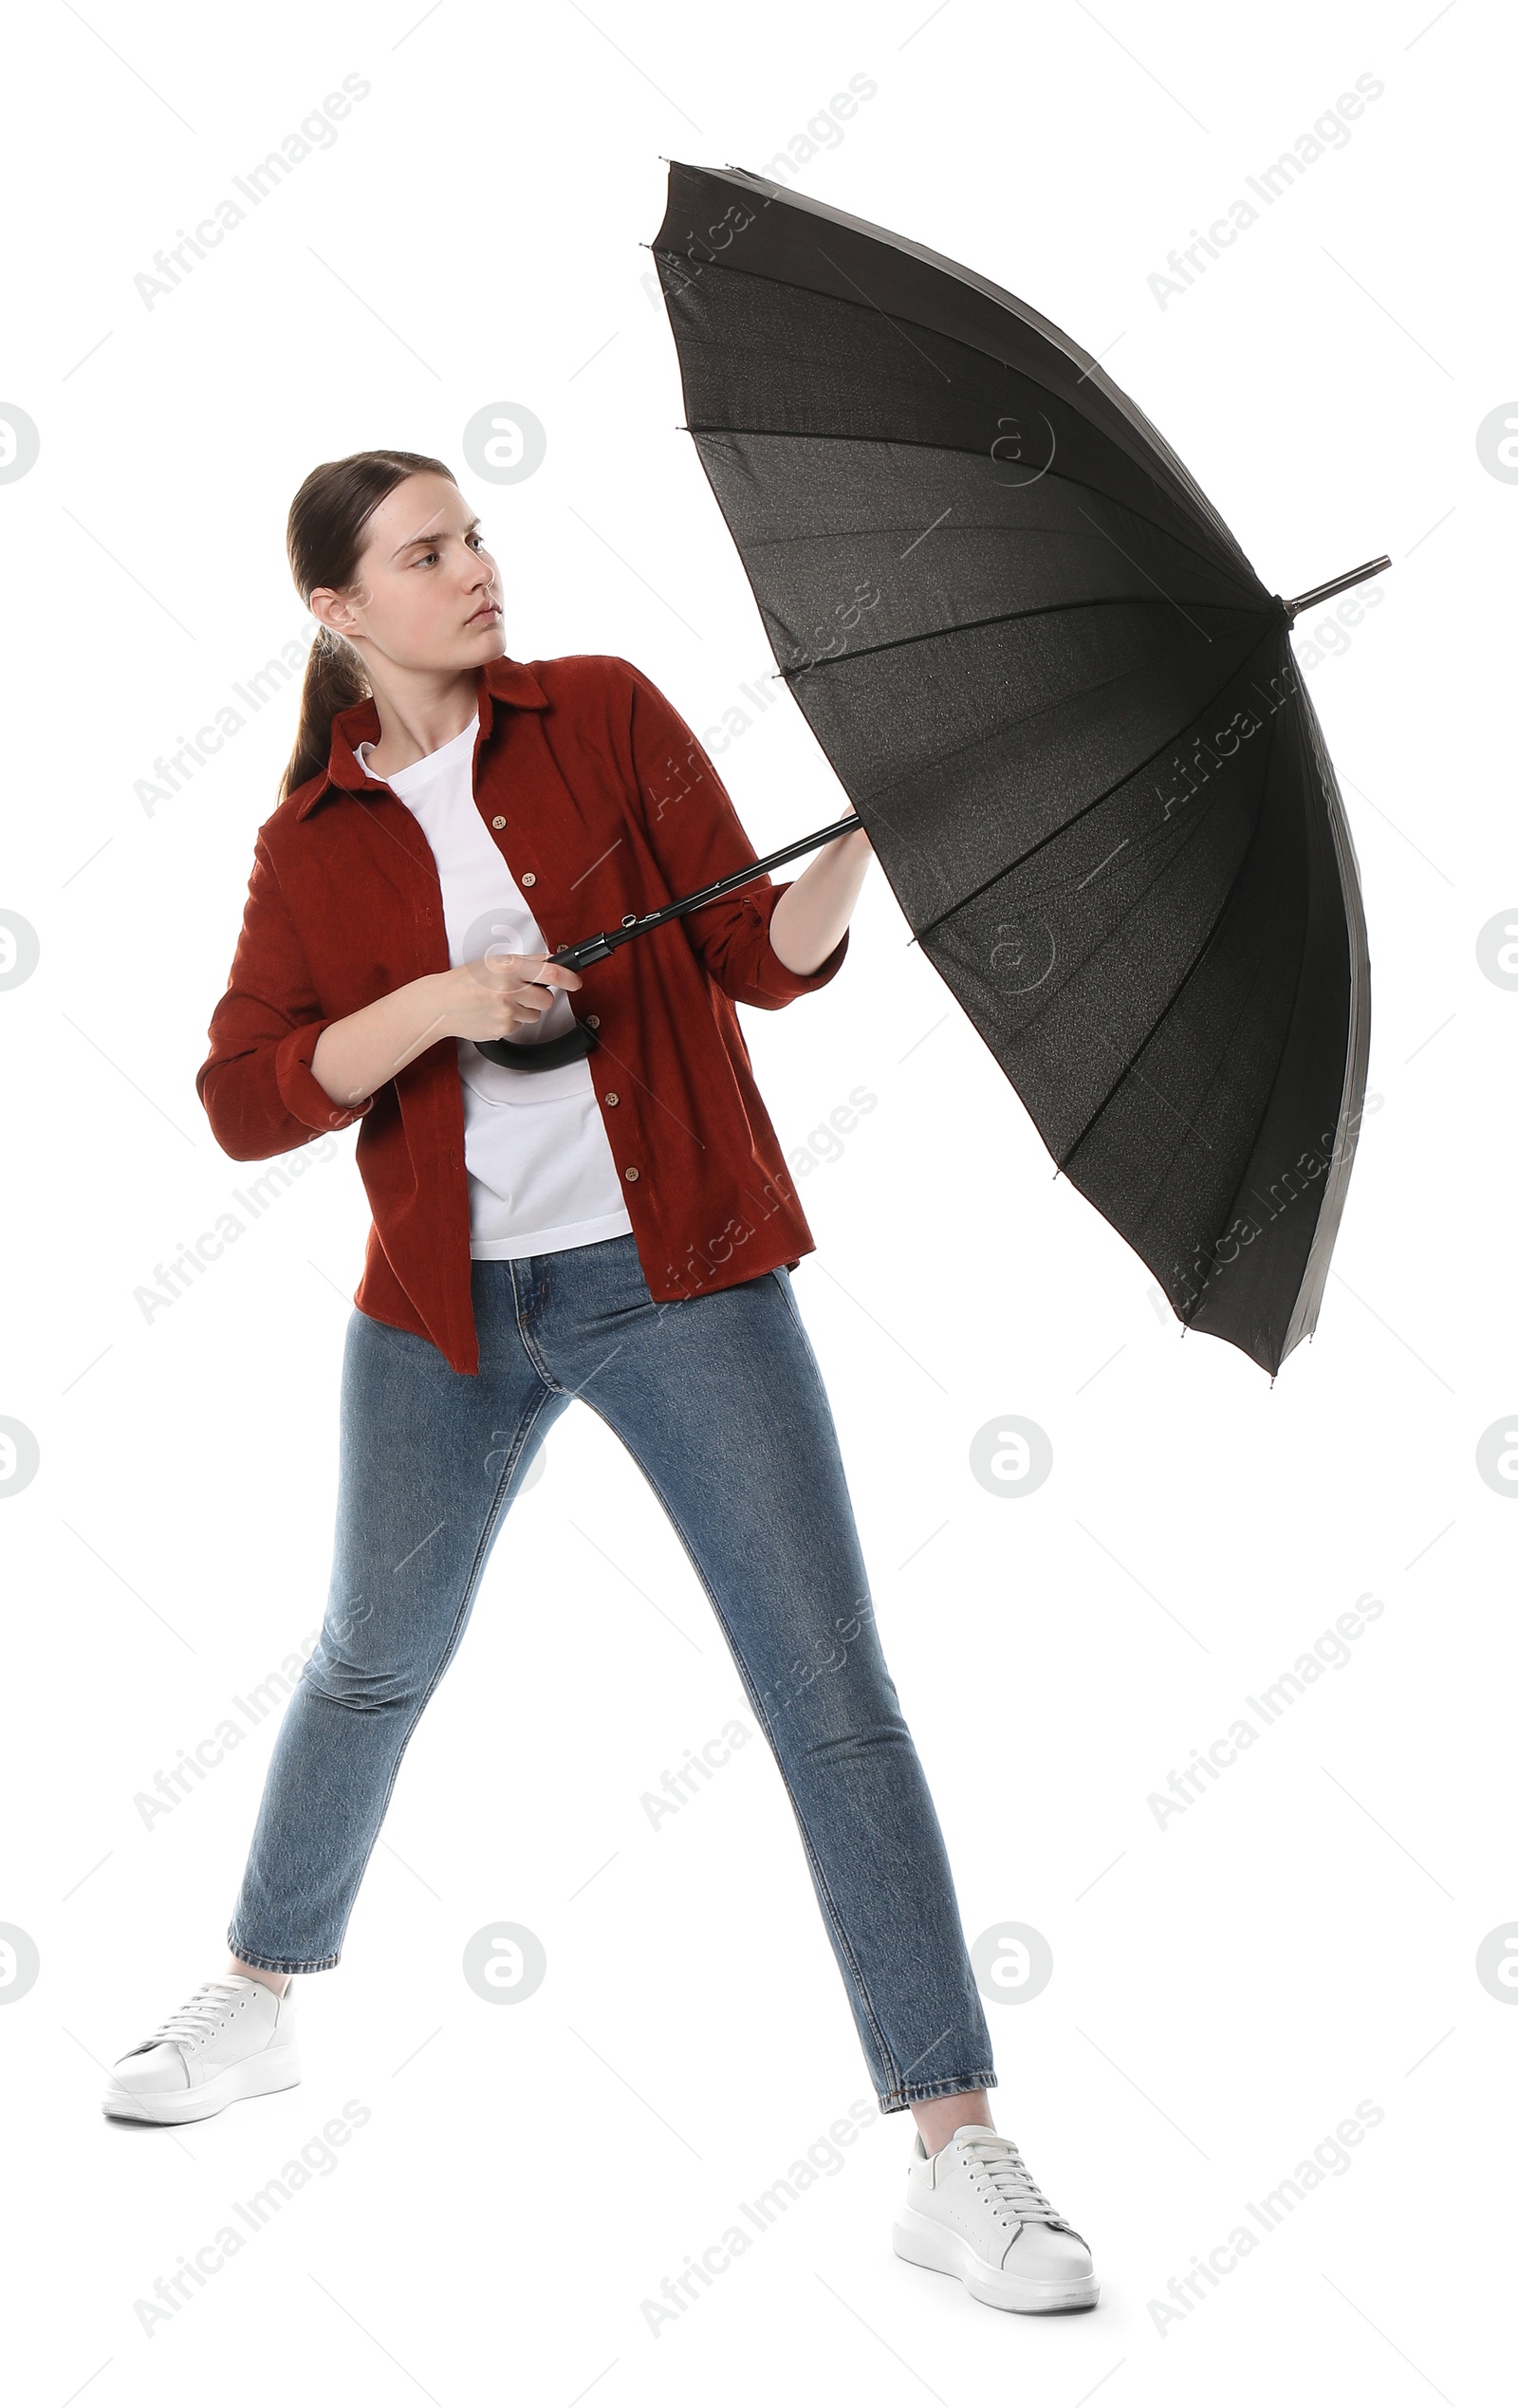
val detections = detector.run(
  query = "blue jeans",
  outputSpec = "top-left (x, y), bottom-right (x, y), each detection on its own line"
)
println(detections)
top-left (228, 1232), bottom-right (995, 2113)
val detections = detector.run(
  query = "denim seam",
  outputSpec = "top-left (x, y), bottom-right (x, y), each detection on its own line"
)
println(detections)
top-left (880, 2070), bottom-right (999, 2111)
top-left (507, 1256), bottom-right (570, 1394)
top-left (768, 1269), bottom-right (839, 1417)
top-left (584, 1404), bottom-right (903, 2102)
top-left (768, 1266), bottom-right (805, 1338)
top-left (224, 1939), bottom-right (339, 1975)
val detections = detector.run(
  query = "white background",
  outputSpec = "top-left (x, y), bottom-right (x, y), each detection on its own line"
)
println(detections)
top-left (1, 1), bottom-right (1511, 2399)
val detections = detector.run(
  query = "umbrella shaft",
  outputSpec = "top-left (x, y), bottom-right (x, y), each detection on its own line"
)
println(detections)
top-left (551, 810), bottom-right (862, 970)
top-left (1282, 555), bottom-right (1391, 621)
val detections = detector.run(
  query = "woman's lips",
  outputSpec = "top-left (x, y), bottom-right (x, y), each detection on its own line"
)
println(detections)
top-left (467, 602), bottom-right (501, 626)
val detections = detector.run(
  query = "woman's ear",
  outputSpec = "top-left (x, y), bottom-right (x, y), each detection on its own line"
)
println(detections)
top-left (308, 589), bottom-right (359, 644)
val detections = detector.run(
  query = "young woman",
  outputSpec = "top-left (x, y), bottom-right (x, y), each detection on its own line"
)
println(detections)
top-left (102, 449), bottom-right (1098, 2315)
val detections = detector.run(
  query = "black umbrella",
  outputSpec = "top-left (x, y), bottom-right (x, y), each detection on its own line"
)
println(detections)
top-left (485, 162), bottom-right (1385, 1379)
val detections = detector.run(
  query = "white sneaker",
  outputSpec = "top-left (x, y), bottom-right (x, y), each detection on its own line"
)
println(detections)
top-left (102, 1974), bottom-right (302, 2125)
top-left (893, 2124), bottom-right (1100, 2312)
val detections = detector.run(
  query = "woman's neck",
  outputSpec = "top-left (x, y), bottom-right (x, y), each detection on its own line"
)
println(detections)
top-left (361, 666), bottom-right (480, 779)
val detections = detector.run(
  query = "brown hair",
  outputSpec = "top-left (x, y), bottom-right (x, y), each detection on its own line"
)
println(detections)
top-left (279, 448), bottom-right (458, 802)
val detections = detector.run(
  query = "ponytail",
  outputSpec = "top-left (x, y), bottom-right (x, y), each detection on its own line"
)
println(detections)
top-left (282, 625), bottom-right (371, 802)
top-left (278, 446), bottom-right (458, 804)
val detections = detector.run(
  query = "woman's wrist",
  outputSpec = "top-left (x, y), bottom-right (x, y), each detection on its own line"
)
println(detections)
top-left (312, 972), bottom-right (454, 1107)
top-left (410, 969), bottom-right (454, 1042)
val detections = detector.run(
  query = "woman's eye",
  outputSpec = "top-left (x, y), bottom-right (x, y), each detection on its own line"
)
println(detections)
top-left (412, 532), bottom-right (486, 565)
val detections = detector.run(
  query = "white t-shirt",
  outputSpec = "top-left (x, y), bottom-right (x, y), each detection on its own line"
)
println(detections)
top-left (357, 713), bottom-right (634, 1260)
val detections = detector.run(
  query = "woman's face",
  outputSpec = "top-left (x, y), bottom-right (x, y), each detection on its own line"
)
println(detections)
top-left (310, 471), bottom-right (504, 673)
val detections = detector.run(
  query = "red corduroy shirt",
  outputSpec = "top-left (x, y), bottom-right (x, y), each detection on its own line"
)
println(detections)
top-left (194, 651), bottom-right (850, 1374)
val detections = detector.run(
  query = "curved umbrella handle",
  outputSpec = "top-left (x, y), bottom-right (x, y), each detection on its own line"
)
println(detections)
top-left (473, 1018), bottom-right (599, 1071)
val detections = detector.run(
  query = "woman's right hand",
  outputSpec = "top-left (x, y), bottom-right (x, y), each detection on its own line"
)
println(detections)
top-left (434, 950), bottom-right (584, 1045)
top-left (312, 954), bottom-right (587, 1110)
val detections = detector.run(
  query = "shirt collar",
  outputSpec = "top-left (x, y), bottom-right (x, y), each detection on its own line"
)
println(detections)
top-left (296, 653), bottom-right (549, 819)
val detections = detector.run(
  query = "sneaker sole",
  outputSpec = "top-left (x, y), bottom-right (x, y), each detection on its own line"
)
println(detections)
top-left (892, 2205), bottom-right (1100, 2312)
top-left (102, 2046), bottom-right (303, 2125)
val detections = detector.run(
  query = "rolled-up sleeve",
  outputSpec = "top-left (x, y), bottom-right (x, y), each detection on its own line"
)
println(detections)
top-left (195, 832), bottom-right (374, 1159)
top-left (619, 658), bottom-right (849, 1010)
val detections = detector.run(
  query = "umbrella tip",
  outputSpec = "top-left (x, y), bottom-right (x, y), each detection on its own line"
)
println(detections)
top-left (1281, 555), bottom-right (1393, 621)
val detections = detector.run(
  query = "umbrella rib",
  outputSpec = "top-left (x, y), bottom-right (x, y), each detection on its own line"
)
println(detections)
top-left (811, 238), bottom-right (956, 383)
top-left (684, 421), bottom-right (1256, 596)
top-left (911, 627), bottom-right (1286, 939)
top-left (1194, 737), bottom-right (1333, 1300)
top-left (773, 591), bottom-right (1264, 684)
top-left (1121, 707), bottom-right (1324, 1305)
top-left (1049, 700), bottom-right (1288, 1183)
top-left (852, 653), bottom-right (1198, 919)
top-left (1000, 781), bottom-right (1252, 1155)
top-left (668, 237), bottom-right (1230, 530)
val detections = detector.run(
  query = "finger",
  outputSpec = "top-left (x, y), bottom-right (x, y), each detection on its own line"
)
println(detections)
top-left (476, 950), bottom-right (531, 984)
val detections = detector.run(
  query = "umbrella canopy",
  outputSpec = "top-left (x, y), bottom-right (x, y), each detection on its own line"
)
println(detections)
top-left (649, 159), bottom-right (1380, 1378)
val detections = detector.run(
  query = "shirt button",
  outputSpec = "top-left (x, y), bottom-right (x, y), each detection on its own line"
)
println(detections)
top-left (586, 1014), bottom-right (600, 1028)
top-left (491, 815), bottom-right (507, 830)
top-left (603, 1091), bottom-right (620, 1105)
top-left (624, 1166), bottom-right (639, 1182)
top-left (521, 871), bottom-right (536, 886)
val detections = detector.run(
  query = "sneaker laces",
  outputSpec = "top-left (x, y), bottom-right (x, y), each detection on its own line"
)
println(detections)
top-left (957, 2132), bottom-right (1069, 2229)
top-left (139, 1978), bottom-right (257, 2053)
